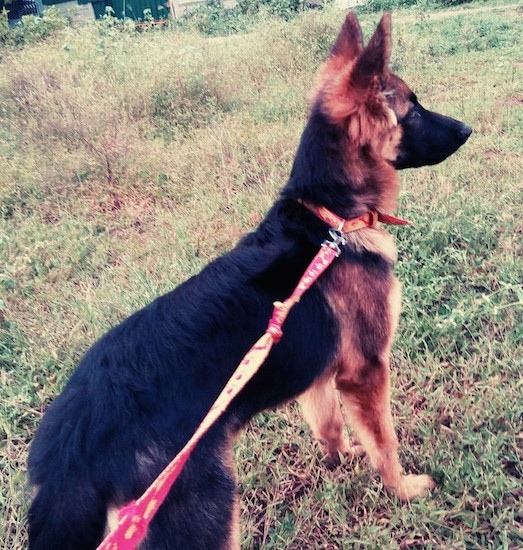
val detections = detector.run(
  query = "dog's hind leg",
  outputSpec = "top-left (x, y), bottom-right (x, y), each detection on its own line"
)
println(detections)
top-left (298, 372), bottom-right (364, 466)
top-left (335, 360), bottom-right (435, 501)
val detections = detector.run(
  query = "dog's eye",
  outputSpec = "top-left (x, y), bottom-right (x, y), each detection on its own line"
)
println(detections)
top-left (398, 110), bottom-right (420, 124)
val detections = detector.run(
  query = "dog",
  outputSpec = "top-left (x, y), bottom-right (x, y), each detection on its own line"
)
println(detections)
top-left (27, 12), bottom-right (471, 549)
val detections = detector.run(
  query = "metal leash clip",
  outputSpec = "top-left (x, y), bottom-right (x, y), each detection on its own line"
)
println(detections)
top-left (322, 228), bottom-right (346, 257)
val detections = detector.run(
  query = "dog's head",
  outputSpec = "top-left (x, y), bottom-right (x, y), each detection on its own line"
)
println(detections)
top-left (312, 12), bottom-right (471, 170)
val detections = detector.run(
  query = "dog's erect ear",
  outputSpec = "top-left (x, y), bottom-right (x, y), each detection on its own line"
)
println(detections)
top-left (351, 13), bottom-right (391, 91)
top-left (330, 11), bottom-right (364, 62)
top-left (313, 12), bottom-right (391, 125)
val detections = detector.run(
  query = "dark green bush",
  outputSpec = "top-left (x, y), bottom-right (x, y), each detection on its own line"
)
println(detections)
top-left (0, 5), bottom-right (67, 45)
top-left (180, 0), bottom-right (251, 36)
top-left (237, 0), bottom-right (307, 20)
top-left (182, 0), bottom-right (331, 36)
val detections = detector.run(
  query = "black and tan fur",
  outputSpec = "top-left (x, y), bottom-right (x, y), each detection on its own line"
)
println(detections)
top-left (28, 12), bottom-right (471, 549)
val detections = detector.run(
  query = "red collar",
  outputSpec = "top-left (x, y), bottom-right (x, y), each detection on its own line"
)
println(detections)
top-left (298, 199), bottom-right (409, 233)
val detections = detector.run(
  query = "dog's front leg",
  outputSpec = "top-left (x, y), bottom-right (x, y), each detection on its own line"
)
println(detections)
top-left (335, 361), bottom-right (435, 501)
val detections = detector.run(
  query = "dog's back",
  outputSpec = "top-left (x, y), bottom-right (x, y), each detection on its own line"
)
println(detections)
top-left (28, 206), bottom-right (339, 548)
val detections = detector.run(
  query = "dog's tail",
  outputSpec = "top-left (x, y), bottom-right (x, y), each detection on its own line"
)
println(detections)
top-left (28, 471), bottom-right (107, 550)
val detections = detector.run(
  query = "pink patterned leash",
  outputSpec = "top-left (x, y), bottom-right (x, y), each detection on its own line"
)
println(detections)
top-left (98, 203), bottom-right (410, 549)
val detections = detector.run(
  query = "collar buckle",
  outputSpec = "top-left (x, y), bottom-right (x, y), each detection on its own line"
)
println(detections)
top-left (322, 228), bottom-right (347, 257)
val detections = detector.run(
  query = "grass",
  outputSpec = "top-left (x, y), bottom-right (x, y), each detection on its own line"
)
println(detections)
top-left (1, 1), bottom-right (522, 548)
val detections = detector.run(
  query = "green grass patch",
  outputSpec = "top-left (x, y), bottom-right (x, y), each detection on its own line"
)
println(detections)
top-left (1, 2), bottom-right (522, 548)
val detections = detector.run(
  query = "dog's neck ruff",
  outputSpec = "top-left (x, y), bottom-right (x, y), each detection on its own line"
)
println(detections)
top-left (298, 199), bottom-right (409, 233)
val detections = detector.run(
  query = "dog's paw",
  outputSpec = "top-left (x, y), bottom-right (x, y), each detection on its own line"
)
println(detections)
top-left (393, 474), bottom-right (436, 501)
top-left (344, 441), bottom-right (366, 459)
top-left (322, 438), bottom-right (365, 468)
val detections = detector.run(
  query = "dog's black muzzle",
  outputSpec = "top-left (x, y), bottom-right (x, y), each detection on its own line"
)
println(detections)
top-left (393, 102), bottom-right (472, 170)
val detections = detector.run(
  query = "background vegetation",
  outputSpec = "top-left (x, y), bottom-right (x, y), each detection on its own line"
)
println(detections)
top-left (1, 1), bottom-right (522, 548)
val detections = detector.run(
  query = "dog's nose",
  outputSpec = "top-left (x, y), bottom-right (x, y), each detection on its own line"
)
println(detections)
top-left (459, 123), bottom-right (472, 142)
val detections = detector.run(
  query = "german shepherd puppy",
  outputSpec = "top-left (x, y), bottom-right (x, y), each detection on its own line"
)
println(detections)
top-left (28, 12), bottom-right (471, 549)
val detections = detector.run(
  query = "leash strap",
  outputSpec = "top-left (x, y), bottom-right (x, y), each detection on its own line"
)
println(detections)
top-left (97, 234), bottom-right (345, 550)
